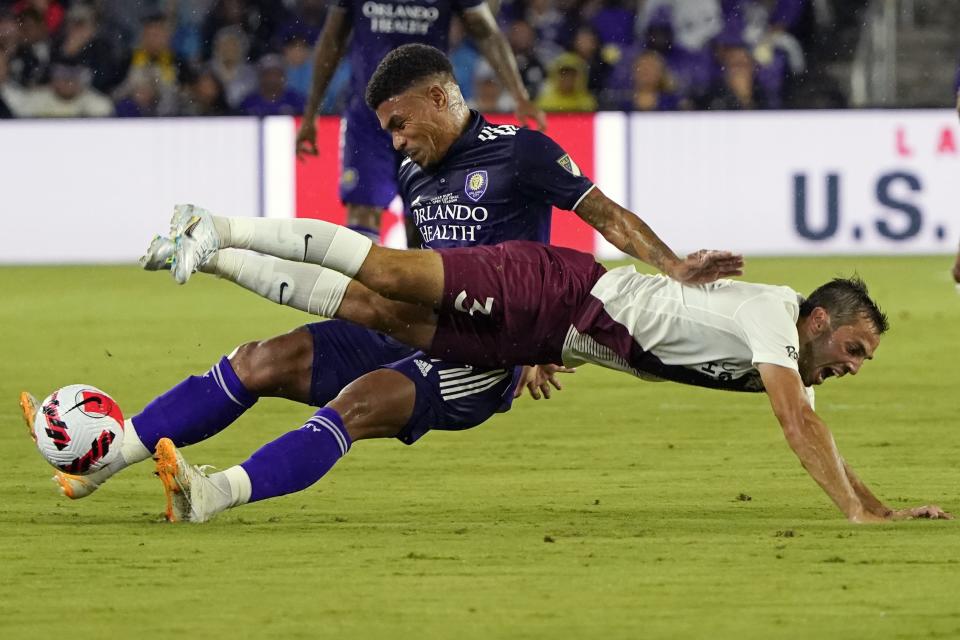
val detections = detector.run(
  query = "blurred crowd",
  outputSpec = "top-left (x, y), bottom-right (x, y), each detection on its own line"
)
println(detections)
top-left (0, 0), bottom-right (845, 119)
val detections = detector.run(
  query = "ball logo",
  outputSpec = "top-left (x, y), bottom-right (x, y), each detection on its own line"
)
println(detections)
top-left (70, 389), bottom-right (124, 427)
top-left (464, 170), bottom-right (488, 202)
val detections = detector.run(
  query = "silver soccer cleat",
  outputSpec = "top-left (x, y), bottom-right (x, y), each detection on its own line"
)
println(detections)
top-left (139, 235), bottom-right (175, 271)
top-left (169, 204), bottom-right (220, 285)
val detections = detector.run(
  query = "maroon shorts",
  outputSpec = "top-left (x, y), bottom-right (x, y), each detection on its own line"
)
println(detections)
top-left (429, 241), bottom-right (607, 368)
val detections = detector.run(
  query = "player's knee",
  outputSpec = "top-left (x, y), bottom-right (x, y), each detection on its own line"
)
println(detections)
top-left (229, 330), bottom-right (314, 396)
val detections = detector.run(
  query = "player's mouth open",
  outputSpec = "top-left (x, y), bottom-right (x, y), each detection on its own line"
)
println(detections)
top-left (817, 367), bottom-right (841, 384)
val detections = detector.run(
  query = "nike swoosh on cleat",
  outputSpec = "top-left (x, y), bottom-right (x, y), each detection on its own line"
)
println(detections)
top-left (278, 282), bottom-right (289, 305)
top-left (303, 234), bottom-right (312, 261)
top-left (185, 215), bottom-right (202, 238)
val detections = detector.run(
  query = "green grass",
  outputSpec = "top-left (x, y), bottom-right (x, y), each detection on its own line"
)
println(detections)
top-left (2, 257), bottom-right (960, 639)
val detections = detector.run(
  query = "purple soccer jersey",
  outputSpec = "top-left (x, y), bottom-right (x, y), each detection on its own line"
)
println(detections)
top-left (336, 0), bottom-right (483, 109)
top-left (335, 0), bottom-right (483, 207)
top-left (399, 111), bottom-right (595, 248)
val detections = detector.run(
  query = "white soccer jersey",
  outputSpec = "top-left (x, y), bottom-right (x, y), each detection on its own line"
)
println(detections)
top-left (563, 267), bottom-right (804, 393)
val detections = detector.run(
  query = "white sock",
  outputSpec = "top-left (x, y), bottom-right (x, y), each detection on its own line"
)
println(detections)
top-left (214, 465), bottom-right (251, 508)
top-left (213, 217), bottom-right (372, 277)
top-left (203, 249), bottom-right (349, 318)
top-left (75, 419), bottom-right (151, 485)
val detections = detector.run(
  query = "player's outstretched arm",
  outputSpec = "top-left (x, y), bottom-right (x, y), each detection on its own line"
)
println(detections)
top-left (461, 2), bottom-right (546, 131)
top-left (296, 7), bottom-right (352, 159)
top-left (573, 188), bottom-right (744, 284)
top-left (757, 363), bottom-right (950, 522)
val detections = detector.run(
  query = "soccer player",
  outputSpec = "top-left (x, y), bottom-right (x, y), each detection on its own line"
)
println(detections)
top-left (166, 215), bottom-right (951, 524)
top-left (20, 44), bottom-right (734, 518)
top-left (294, 0), bottom-right (546, 242)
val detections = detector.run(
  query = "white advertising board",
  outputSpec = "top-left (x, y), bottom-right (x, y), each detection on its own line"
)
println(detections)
top-left (0, 118), bottom-right (260, 264)
top-left (623, 109), bottom-right (960, 256)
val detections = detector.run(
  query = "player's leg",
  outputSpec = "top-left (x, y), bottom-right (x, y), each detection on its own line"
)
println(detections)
top-left (155, 368), bottom-right (419, 523)
top-left (339, 102), bottom-right (402, 242)
top-left (39, 316), bottom-right (417, 500)
top-left (169, 206), bottom-right (446, 308)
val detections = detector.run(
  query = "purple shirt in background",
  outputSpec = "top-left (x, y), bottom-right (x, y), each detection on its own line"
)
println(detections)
top-left (591, 5), bottom-right (636, 46)
top-left (239, 89), bottom-right (306, 117)
top-left (955, 60), bottom-right (960, 94)
top-left (335, 0), bottom-right (482, 110)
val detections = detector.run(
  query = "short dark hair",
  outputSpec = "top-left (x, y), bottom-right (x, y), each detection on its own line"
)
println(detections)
top-left (365, 44), bottom-right (454, 110)
top-left (800, 276), bottom-right (889, 334)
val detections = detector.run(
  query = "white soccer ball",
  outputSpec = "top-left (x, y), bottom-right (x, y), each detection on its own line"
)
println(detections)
top-left (32, 384), bottom-right (125, 475)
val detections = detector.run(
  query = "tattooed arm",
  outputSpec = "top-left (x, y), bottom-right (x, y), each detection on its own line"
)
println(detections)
top-left (573, 187), bottom-right (744, 285)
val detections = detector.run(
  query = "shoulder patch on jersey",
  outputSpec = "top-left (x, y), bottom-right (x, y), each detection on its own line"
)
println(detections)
top-left (557, 154), bottom-right (582, 177)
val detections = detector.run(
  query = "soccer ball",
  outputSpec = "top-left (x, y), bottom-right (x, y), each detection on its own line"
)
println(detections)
top-left (32, 385), bottom-right (125, 475)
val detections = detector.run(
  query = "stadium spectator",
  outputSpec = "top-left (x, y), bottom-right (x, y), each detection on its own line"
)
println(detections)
top-left (523, 0), bottom-right (567, 60)
top-left (12, 0), bottom-right (63, 34)
top-left (281, 31), bottom-right (312, 97)
top-left (0, 52), bottom-right (20, 116)
top-left (537, 52), bottom-right (598, 112)
top-left (238, 52), bottom-right (304, 117)
top-left (0, 10), bottom-right (18, 57)
top-left (179, 66), bottom-right (233, 116)
top-left (703, 43), bottom-right (768, 110)
top-left (170, 0), bottom-right (217, 62)
top-left (52, 4), bottom-right (123, 94)
top-left (569, 24), bottom-right (613, 102)
top-left (125, 13), bottom-right (186, 95)
top-left (630, 10), bottom-right (718, 105)
top-left (636, 0), bottom-right (724, 53)
top-left (448, 16), bottom-right (480, 101)
top-left (93, 0), bottom-right (163, 51)
top-left (623, 49), bottom-right (683, 111)
top-left (15, 61), bottom-right (113, 117)
top-left (208, 25), bottom-right (256, 108)
top-left (585, 0), bottom-right (635, 50)
top-left (199, 0), bottom-right (284, 62)
top-left (273, 0), bottom-right (324, 50)
top-left (469, 59), bottom-right (515, 113)
top-left (8, 8), bottom-right (51, 87)
top-left (507, 20), bottom-right (547, 100)
top-left (114, 66), bottom-right (176, 117)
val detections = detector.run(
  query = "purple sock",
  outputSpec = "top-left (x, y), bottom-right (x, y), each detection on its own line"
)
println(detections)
top-left (133, 356), bottom-right (257, 451)
top-left (240, 407), bottom-right (352, 503)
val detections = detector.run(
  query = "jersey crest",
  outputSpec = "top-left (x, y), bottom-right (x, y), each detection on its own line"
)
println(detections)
top-left (464, 170), bottom-right (488, 201)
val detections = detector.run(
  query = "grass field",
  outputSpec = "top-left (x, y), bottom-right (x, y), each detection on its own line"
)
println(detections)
top-left (2, 256), bottom-right (960, 639)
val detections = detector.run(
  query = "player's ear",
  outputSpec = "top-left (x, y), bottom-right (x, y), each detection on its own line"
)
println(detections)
top-left (811, 307), bottom-right (831, 334)
top-left (426, 83), bottom-right (447, 110)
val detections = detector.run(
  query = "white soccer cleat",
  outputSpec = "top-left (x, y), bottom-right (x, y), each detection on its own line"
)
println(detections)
top-left (139, 235), bottom-right (175, 271)
top-left (20, 391), bottom-right (100, 499)
top-left (169, 204), bottom-right (220, 285)
top-left (154, 438), bottom-right (229, 523)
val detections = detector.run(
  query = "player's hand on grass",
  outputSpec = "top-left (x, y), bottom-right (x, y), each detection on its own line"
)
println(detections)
top-left (296, 118), bottom-right (319, 159)
top-left (890, 505), bottom-right (953, 521)
top-left (514, 364), bottom-right (575, 400)
top-left (515, 98), bottom-right (547, 132)
top-left (669, 250), bottom-right (745, 285)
